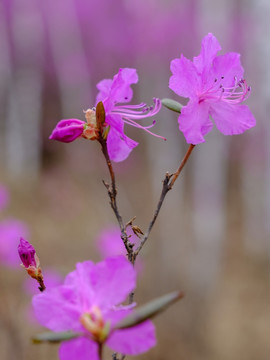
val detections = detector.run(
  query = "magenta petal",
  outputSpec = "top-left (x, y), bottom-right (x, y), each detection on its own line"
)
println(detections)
top-left (193, 33), bottom-right (221, 74)
top-left (210, 102), bottom-right (256, 135)
top-left (64, 261), bottom-right (95, 311)
top-left (59, 338), bottom-right (99, 360)
top-left (49, 119), bottom-right (85, 143)
top-left (169, 55), bottom-right (199, 98)
top-left (89, 256), bottom-right (136, 309)
top-left (107, 126), bottom-right (138, 162)
top-left (120, 67), bottom-right (138, 84)
top-left (96, 79), bottom-right (113, 104)
top-left (104, 308), bottom-right (132, 328)
top-left (107, 320), bottom-right (156, 355)
top-left (212, 52), bottom-right (244, 87)
top-left (32, 286), bottom-right (81, 331)
top-left (109, 68), bottom-right (138, 104)
top-left (178, 100), bottom-right (212, 144)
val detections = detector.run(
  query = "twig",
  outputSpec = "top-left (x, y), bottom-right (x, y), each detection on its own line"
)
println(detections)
top-left (99, 139), bottom-right (134, 260)
top-left (134, 144), bottom-right (195, 258)
top-left (98, 343), bottom-right (103, 359)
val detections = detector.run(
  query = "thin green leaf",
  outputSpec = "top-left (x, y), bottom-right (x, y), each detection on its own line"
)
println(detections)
top-left (32, 331), bottom-right (81, 344)
top-left (115, 291), bottom-right (184, 330)
top-left (161, 98), bottom-right (183, 113)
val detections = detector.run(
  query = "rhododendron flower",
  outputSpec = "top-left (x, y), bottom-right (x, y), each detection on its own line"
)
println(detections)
top-left (50, 68), bottom-right (163, 162)
top-left (96, 226), bottom-right (143, 273)
top-left (0, 219), bottom-right (29, 267)
top-left (169, 33), bottom-right (256, 144)
top-left (33, 257), bottom-right (156, 360)
top-left (95, 68), bottom-right (163, 161)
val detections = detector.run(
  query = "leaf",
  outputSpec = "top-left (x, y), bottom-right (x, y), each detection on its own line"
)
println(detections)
top-left (32, 331), bottom-right (81, 344)
top-left (115, 291), bottom-right (184, 329)
top-left (161, 98), bottom-right (183, 113)
top-left (96, 101), bottom-right (106, 131)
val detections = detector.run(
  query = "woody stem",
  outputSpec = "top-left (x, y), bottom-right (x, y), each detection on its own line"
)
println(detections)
top-left (99, 139), bottom-right (133, 259)
top-left (134, 144), bottom-right (195, 258)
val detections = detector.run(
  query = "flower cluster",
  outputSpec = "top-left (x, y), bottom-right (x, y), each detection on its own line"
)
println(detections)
top-left (23, 33), bottom-right (256, 360)
top-left (33, 256), bottom-right (156, 359)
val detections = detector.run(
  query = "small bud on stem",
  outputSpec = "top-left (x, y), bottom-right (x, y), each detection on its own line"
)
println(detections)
top-left (18, 238), bottom-right (46, 292)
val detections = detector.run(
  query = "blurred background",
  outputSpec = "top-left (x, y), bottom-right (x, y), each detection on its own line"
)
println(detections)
top-left (0, 0), bottom-right (269, 359)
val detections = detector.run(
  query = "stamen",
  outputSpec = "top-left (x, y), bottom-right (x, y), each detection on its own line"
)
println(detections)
top-left (201, 76), bottom-right (250, 104)
top-left (116, 102), bottom-right (146, 109)
top-left (111, 98), bottom-right (165, 140)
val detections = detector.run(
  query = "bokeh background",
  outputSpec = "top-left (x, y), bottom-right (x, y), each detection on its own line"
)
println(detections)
top-left (0, 0), bottom-right (269, 359)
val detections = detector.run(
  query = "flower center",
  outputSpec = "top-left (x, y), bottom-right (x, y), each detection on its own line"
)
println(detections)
top-left (199, 76), bottom-right (251, 105)
top-left (80, 306), bottom-right (110, 343)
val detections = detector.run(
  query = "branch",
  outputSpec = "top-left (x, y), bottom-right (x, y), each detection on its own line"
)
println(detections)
top-left (99, 138), bottom-right (133, 259)
top-left (135, 144), bottom-right (195, 257)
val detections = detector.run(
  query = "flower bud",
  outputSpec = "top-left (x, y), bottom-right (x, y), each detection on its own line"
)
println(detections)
top-left (18, 238), bottom-right (45, 291)
top-left (49, 119), bottom-right (85, 143)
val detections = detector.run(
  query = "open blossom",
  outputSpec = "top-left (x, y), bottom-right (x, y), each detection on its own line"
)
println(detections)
top-left (95, 68), bottom-right (163, 161)
top-left (169, 33), bottom-right (256, 144)
top-left (33, 257), bottom-right (156, 360)
top-left (50, 68), bottom-right (163, 162)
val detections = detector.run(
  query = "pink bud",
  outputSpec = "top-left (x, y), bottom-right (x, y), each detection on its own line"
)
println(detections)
top-left (49, 119), bottom-right (85, 143)
top-left (18, 237), bottom-right (37, 268)
top-left (18, 238), bottom-right (45, 292)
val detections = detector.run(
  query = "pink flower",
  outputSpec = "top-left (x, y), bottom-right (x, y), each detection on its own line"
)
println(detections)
top-left (96, 68), bottom-right (163, 162)
top-left (169, 33), bottom-right (256, 144)
top-left (96, 226), bottom-right (143, 273)
top-left (0, 219), bottom-right (29, 268)
top-left (50, 68), bottom-right (163, 162)
top-left (33, 257), bottom-right (156, 360)
top-left (49, 119), bottom-right (85, 143)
